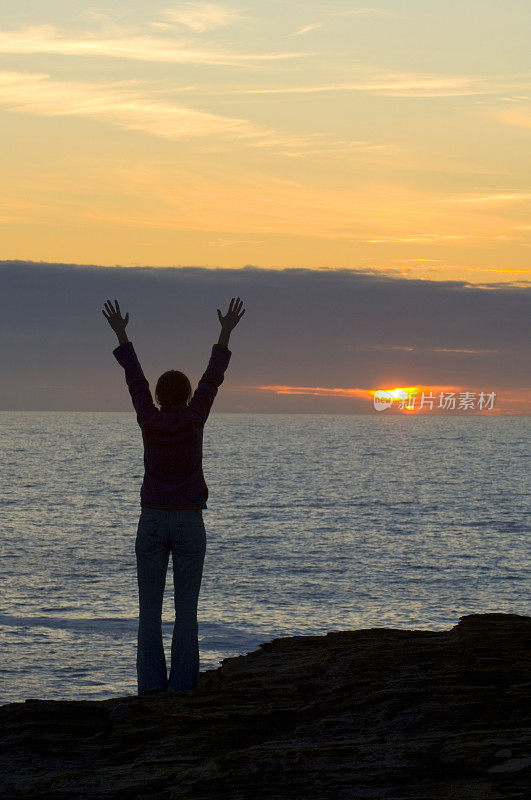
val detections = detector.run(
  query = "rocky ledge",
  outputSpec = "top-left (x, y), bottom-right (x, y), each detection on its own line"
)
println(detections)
top-left (1, 613), bottom-right (530, 799)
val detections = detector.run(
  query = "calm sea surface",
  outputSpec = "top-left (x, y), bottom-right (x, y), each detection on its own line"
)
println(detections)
top-left (0, 412), bottom-right (529, 705)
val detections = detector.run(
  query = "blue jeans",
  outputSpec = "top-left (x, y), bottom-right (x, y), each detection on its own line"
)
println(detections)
top-left (135, 507), bottom-right (206, 694)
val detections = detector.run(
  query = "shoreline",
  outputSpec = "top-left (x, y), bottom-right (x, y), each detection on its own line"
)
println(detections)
top-left (1, 612), bottom-right (530, 798)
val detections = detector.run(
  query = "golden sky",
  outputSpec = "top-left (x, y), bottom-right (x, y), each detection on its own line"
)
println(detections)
top-left (1, 1), bottom-right (531, 284)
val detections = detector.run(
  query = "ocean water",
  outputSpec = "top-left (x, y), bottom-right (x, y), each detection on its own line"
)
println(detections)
top-left (0, 412), bottom-right (529, 705)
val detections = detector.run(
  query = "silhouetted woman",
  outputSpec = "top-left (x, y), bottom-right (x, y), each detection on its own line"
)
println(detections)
top-left (102, 297), bottom-right (245, 695)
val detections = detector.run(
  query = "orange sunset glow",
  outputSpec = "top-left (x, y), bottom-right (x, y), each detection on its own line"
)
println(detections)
top-left (0, 2), bottom-right (530, 286)
top-left (248, 384), bottom-right (527, 414)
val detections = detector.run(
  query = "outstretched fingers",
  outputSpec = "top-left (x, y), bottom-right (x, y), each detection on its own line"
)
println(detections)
top-left (230, 297), bottom-right (243, 312)
top-left (234, 297), bottom-right (244, 318)
top-left (102, 299), bottom-right (129, 330)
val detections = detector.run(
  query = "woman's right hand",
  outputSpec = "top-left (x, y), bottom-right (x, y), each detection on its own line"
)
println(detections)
top-left (102, 299), bottom-right (130, 344)
top-left (217, 297), bottom-right (245, 331)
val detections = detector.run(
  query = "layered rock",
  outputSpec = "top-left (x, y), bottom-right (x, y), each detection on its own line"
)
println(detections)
top-left (1, 613), bottom-right (529, 799)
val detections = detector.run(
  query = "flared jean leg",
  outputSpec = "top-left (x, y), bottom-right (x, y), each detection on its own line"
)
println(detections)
top-left (168, 515), bottom-right (206, 691)
top-left (135, 512), bottom-right (170, 694)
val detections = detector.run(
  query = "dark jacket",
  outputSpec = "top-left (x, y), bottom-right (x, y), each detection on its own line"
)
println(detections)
top-left (113, 340), bottom-right (231, 508)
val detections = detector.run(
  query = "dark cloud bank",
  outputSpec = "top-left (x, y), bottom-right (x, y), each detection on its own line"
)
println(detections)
top-left (0, 261), bottom-right (529, 412)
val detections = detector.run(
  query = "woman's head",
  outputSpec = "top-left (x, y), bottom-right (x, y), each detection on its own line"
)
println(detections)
top-left (155, 370), bottom-right (192, 411)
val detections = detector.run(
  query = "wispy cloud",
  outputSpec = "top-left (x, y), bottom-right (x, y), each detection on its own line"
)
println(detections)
top-left (288, 23), bottom-right (323, 37)
top-left (73, 170), bottom-right (523, 246)
top-left (357, 345), bottom-right (500, 354)
top-left (497, 105), bottom-right (531, 128)
top-left (392, 262), bottom-right (530, 277)
top-left (249, 383), bottom-right (466, 399)
top-left (0, 71), bottom-right (396, 158)
top-left (208, 238), bottom-right (265, 246)
top-left (365, 233), bottom-right (513, 244)
top-left (0, 25), bottom-right (306, 66)
top-left (80, 8), bottom-right (136, 34)
top-left (250, 384), bottom-right (372, 398)
top-left (216, 72), bottom-right (531, 98)
top-left (0, 71), bottom-right (265, 140)
top-left (2, 25), bottom-right (529, 102)
top-left (157, 2), bottom-right (243, 32)
top-left (1, 99), bottom-right (522, 246)
top-left (446, 191), bottom-right (531, 204)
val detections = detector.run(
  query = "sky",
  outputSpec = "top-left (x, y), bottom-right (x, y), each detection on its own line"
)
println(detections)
top-left (0, 261), bottom-right (529, 413)
top-left (1, 0), bottom-right (531, 284)
top-left (1, 3), bottom-right (530, 413)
